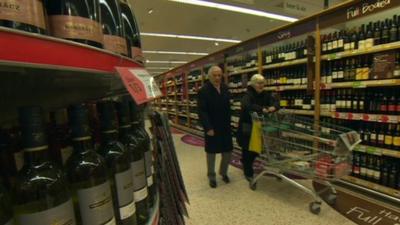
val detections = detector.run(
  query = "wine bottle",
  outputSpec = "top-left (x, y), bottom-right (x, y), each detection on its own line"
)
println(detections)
top-left (101, 0), bottom-right (128, 56)
top-left (14, 106), bottom-right (76, 225)
top-left (381, 20), bottom-right (390, 44)
top-left (116, 98), bottom-right (149, 225)
top-left (120, 0), bottom-right (143, 63)
top-left (389, 16), bottom-right (398, 43)
top-left (385, 124), bottom-right (394, 149)
top-left (373, 156), bottom-right (381, 183)
top-left (365, 22), bottom-right (374, 48)
top-left (393, 124), bottom-right (400, 150)
top-left (45, 0), bottom-right (103, 48)
top-left (48, 109), bottom-right (73, 166)
top-left (0, 1), bottom-right (46, 34)
top-left (97, 101), bottom-right (137, 225)
top-left (66, 104), bottom-right (116, 225)
top-left (129, 101), bottom-right (155, 207)
top-left (0, 179), bottom-right (13, 225)
top-left (374, 22), bottom-right (382, 45)
top-left (352, 151), bottom-right (361, 177)
top-left (358, 25), bottom-right (366, 50)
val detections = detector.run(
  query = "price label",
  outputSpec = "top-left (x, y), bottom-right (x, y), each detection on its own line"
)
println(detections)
top-left (116, 67), bottom-right (162, 104)
top-left (328, 53), bottom-right (337, 60)
top-left (352, 113), bottom-right (362, 120)
top-left (382, 149), bottom-right (400, 158)
top-left (352, 81), bottom-right (367, 88)
top-left (366, 146), bottom-right (379, 155)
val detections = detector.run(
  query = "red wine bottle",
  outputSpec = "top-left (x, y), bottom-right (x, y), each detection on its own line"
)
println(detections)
top-left (0, 1), bottom-right (46, 34)
top-left (45, 0), bottom-right (103, 48)
top-left (120, 0), bottom-right (143, 63)
top-left (101, 0), bottom-right (128, 56)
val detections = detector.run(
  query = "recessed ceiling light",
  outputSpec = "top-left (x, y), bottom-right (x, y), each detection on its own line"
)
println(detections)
top-left (143, 50), bottom-right (208, 56)
top-left (140, 32), bottom-right (241, 43)
top-left (214, 42), bottom-right (219, 46)
top-left (148, 8), bottom-right (154, 14)
top-left (168, 0), bottom-right (298, 22)
top-left (146, 60), bottom-right (187, 64)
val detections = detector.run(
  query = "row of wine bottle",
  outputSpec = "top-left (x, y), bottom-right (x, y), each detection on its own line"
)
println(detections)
top-left (352, 152), bottom-right (400, 189)
top-left (321, 14), bottom-right (400, 54)
top-left (0, 97), bottom-right (155, 225)
top-left (0, 0), bottom-right (142, 61)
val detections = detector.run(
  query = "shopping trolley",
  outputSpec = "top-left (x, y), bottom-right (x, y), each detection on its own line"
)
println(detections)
top-left (250, 111), bottom-right (361, 214)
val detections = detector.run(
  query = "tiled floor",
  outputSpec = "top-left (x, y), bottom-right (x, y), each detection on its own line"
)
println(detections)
top-left (171, 132), bottom-right (356, 225)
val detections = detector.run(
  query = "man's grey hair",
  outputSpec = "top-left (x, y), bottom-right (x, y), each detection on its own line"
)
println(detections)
top-left (207, 66), bottom-right (223, 83)
top-left (249, 74), bottom-right (265, 87)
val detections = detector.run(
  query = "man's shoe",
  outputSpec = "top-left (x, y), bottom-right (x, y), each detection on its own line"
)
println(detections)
top-left (222, 175), bottom-right (230, 183)
top-left (209, 180), bottom-right (217, 188)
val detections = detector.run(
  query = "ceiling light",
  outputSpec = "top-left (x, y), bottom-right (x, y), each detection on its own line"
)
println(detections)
top-left (214, 42), bottom-right (219, 46)
top-left (146, 60), bottom-right (187, 64)
top-left (168, 0), bottom-right (298, 22)
top-left (140, 32), bottom-right (241, 43)
top-left (148, 8), bottom-right (154, 14)
top-left (143, 50), bottom-right (208, 56)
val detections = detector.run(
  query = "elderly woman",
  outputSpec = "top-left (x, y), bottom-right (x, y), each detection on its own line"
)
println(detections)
top-left (237, 74), bottom-right (279, 183)
top-left (197, 65), bottom-right (233, 188)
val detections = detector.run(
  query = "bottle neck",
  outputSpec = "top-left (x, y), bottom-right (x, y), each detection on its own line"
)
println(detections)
top-left (24, 145), bottom-right (50, 166)
top-left (72, 136), bottom-right (94, 153)
top-left (101, 130), bottom-right (119, 144)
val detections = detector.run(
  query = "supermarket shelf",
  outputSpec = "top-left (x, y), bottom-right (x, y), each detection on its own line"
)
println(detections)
top-left (178, 113), bottom-right (188, 117)
top-left (321, 79), bottom-right (400, 89)
top-left (341, 175), bottom-right (400, 199)
top-left (321, 41), bottom-right (400, 61)
top-left (188, 78), bottom-right (202, 83)
top-left (228, 67), bottom-right (258, 76)
top-left (354, 145), bottom-right (400, 159)
top-left (189, 92), bottom-right (197, 95)
top-left (262, 58), bottom-right (307, 70)
top-left (264, 85), bottom-right (308, 91)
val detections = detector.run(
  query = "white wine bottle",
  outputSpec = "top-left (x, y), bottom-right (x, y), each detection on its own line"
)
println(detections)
top-left (66, 104), bottom-right (116, 225)
top-left (97, 101), bottom-right (137, 225)
top-left (13, 106), bottom-right (76, 225)
top-left (116, 98), bottom-right (149, 225)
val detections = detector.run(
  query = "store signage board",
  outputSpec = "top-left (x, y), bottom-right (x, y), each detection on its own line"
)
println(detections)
top-left (116, 67), bottom-right (162, 104)
top-left (320, 0), bottom-right (400, 29)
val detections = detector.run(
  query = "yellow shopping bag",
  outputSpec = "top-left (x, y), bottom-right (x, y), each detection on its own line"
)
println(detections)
top-left (249, 120), bottom-right (263, 154)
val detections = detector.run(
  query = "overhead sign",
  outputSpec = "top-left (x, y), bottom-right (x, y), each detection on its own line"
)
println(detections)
top-left (116, 67), bottom-right (162, 104)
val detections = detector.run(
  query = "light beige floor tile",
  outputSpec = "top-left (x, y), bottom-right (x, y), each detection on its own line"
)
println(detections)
top-left (172, 133), bottom-right (356, 225)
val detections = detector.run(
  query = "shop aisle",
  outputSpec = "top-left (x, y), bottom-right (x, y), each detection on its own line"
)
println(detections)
top-left (171, 132), bottom-right (356, 225)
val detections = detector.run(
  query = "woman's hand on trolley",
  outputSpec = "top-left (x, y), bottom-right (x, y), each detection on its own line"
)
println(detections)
top-left (263, 106), bottom-right (277, 114)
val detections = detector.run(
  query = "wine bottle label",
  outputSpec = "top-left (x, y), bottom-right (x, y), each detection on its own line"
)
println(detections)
top-left (362, 68), bottom-right (370, 80)
top-left (302, 78), bottom-right (307, 84)
top-left (304, 49), bottom-right (308, 55)
top-left (378, 134), bottom-right (384, 143)
top-left (330, 104), bottom-right (336, 112)
top-left (322, 43), bottom-right (327, 52)
top-left (338, 71), bottom-right (344, 79)
top-left (365, 39), bottom-right (374, 48)
top-left (103, 35), bottom-right (128, 55)
top-left (61, 146), bottom-right (73, 165)
top-left (131, 159), bottom-right (147, 192)
top-left (344, 43), bottom-right (350, 51)
top-left (385, 136), bottom-right (393, 145)
top-left (374, 171), bottom-right (381, 180)
top-left (14, 151), bottom-right (24, 171)
top-left (77, 181), bottom-right (115, 225)
top-left (359, 101), bottom-right (364, 110)
top-left (134, 187), bottom-right (148, 202)
top-left (147, 176), bottom-right (154, 186)
top-left (327, 75), bottom-right (332, 84)
top-left (370, 133), bottom-right (377, 141)
top-left (131, 47), bottom-right (144, 63)
top-left (119, 201), bottom-right (136, 220)
top-left (350, 42), bottom-right (355, 50)
top-left (358, 40), bottom-right (365, 50)
top-left (49, 15), bottom-right (103, 44)
top-left (356, 69), bottom-right (362, 80)
top-left (352, 101), bottom-right (358, 109)
top-left (280, 100), bottom-right (288, 107)
top-left (332, 40), bottom-right (338, 49)
top-left (394, 69), bottom-right (400, 77)
top-left (360, 167), bottom-right (366, 175)
top-left (393, 137), bottom-right (400, 146)
top-left (332, 71), bottom-right (338, 79)
top-left (16, 199), bottom-right (76, 225)
top-left (115, 169), bottom-right (134, 216)
top-left (328, 42), bottom-right (333, 51)
top-left (0, 0), bottom-right (46, 29)
top-left (338, 39), bottom-right (344, 48)
top-left (346, 100), bottom-right (352, 108)
top-left (367, 169), bottom-right (374, 177)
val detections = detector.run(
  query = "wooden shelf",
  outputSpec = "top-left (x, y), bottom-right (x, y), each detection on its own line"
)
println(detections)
top-left (188, 78), bottom-right (202, 83)
top-left (264, 85), bottom-right (308, 91)
top-left (321, 41), bottom-right (400, 61)
top-left (178, 113), bottom-right (188, 117)
top-left (354, 145), bottom-right (400, 159)
top-left (189, 92), bottom-right (197, 95)
top-left (342, 175), bottom-right (400, 199)
top-left (262, 58), bottom-right (307, 70)
top-left (321, 79), bottom-right (400, 89)
top-left (228, 67), bottom-right (258, 76)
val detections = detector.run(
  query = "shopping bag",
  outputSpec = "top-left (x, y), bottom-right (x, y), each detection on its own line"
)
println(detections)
top-left (249, 120), bottom-right (263, 154)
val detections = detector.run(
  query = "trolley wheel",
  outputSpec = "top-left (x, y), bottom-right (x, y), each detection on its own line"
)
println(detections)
top-left (309, 202), bottom-right (321, 215)
top-left (326, 193), bottom-right (337, 205)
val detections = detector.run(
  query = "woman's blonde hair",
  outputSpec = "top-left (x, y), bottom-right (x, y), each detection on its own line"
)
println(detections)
top-left (249, 74), bottom-right (265, 87)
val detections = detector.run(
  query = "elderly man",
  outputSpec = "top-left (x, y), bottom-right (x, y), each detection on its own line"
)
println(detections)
top-left (197, 65), bottom-right (233, 188)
